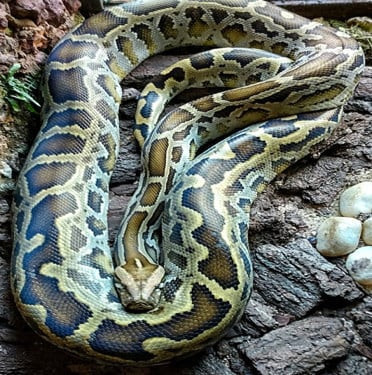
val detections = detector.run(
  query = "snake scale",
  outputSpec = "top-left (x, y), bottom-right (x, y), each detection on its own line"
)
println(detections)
top-left (11, 0), bottom-right (364, 366)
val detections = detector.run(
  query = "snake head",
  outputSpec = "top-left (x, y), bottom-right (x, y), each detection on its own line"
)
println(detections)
top-left (114, 258), bottom-right (165, 312)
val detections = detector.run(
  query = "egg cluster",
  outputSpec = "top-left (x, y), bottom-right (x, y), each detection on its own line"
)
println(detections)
top-left (317, 181), bottom-right (372, 288)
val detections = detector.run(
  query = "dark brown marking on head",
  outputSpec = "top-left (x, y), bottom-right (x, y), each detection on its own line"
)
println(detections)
top-left (123, 211), bottom-right (148, 257)
top-left (148, 138), bottom-right (169, 177)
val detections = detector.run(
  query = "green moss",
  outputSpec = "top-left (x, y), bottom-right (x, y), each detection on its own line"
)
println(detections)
top-left (0, 63), bottom-right (41, 115)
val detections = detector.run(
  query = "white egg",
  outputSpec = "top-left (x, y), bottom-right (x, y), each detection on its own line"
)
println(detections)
top-left (362, 217), bottom-right (372, 245)
top-left (346, 246), bottom-right (372, 285)
top-left (339, 181), bottom-right (372, 218)
top-left (317, 217), bottom-right (362, 257)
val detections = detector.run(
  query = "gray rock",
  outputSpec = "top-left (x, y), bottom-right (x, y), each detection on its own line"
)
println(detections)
top-left (238, 317), bottom-right (355, 375)
top-left (252, 239), bottom-right (363, 317)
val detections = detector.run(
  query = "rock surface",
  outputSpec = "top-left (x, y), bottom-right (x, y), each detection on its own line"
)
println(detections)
top-left (0, 1), bottom-right (371, 374)
top-left (239, 317), bottom-right (356, 375)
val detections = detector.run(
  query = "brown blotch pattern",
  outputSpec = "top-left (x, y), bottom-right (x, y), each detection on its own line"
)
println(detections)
top-left (221, 24), bottom-right (246, 45)
top-left (172, 125), bottom-right (192, 142)
top-left (159, 109), bottom-right (193, 132)
top-left (123, 211), bottom-right (148, 256)
top-left (148, 138), bottom-right (169, 177)
top-left (158, 14), bottom-right (178, 40)
top-left (165, 167), bottom-right (176, 194)
top-left (131, 24), bottom-right (157, 54)
top-left (198, 248), bottom-right (239, 289)
top-left (222, 80), bottom-right (281, 102)
top-left (192, 96), bottom-right (220, 112)
top-left (185, 7), bottom-right (209, 37)
top-left (171, 146), bottom-right (183, 163)
top-left (140, 183), bottom-right (162, 206)
top-left (98, 133), bottom-right (117, 174)
top-left (116, 36), bottom-right (139, 65)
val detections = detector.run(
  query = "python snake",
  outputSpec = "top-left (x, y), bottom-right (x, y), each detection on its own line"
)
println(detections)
top-left (11, 0), bottom-right (364, 366)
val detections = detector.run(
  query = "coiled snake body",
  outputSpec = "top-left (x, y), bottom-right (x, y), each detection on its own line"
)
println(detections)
top-left (11, 0), bottom-right (364, 365)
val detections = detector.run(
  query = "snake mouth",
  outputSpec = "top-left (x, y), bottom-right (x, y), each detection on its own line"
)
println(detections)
top-left (124, 300), bottom-right (156, 313)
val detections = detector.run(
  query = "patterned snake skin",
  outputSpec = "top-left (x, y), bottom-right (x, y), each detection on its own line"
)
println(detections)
top-left (11, 0), bottom-right (364, 366)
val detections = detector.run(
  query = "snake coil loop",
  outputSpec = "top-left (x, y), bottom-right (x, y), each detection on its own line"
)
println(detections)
top-left (11, 0), bottom-right (364, 366)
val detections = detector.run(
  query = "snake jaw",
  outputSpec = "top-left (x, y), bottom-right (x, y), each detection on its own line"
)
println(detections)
top-left (114, 258), bottom-right (165, 312)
